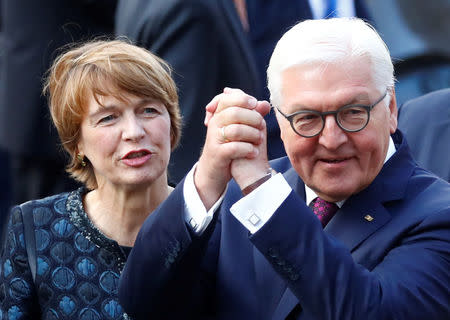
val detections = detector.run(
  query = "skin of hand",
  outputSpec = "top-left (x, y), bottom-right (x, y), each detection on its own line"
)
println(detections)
top-left (203, 88), bottom-right (272, 193)
top-left (195, 88), bottom-right (269, 210)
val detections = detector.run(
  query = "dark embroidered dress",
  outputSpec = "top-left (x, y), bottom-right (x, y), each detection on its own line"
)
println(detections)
top-left (0, 188), bottom-right (131, 319)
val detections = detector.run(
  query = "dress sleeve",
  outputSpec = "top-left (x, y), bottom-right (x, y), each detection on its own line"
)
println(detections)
top-left (0, 206), bottom-right (40, 319)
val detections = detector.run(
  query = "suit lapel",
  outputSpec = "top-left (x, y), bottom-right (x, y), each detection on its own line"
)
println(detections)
top-left (325, 194), bottom-right (392, 251)
top-left (283, 166), bottom-right (306, 197)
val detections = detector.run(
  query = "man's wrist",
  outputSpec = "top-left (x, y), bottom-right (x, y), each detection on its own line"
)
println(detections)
top-left (241, 168), bottom-right (276, 196)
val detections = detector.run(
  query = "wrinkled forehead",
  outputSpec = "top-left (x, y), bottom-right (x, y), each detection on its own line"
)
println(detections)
top-left (279, 58), bottom-right (378, 106)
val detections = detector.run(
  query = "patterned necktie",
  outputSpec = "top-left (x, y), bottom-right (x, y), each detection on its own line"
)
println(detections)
top-left (310, 197), bottom-right (339, 227)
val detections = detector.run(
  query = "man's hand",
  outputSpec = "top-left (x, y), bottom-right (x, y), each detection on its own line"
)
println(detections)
top-left (195, 88), bottom-right (268, 210)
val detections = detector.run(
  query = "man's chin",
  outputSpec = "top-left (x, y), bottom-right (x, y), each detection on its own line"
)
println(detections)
top-left (312, 185), bottom-right (354, 203)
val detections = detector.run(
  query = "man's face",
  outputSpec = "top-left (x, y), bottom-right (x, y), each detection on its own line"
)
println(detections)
top-left (276, 59), bottom-right (397, 202)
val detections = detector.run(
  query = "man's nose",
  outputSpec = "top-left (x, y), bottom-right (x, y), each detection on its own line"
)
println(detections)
top-left (318, 115), bottom-right (348, 150)
top-left (122, 116), bottom-right (145, 141)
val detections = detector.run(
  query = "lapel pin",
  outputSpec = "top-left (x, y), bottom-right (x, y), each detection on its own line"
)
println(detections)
top-left (364, 214), bottom-right (374, 222)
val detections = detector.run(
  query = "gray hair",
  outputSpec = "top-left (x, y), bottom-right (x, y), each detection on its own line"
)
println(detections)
top-left (267, 18), bottom-right (395, 108)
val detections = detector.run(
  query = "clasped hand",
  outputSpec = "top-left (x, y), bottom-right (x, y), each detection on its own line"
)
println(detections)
top-left (194, 88), bottom-right (271, 210)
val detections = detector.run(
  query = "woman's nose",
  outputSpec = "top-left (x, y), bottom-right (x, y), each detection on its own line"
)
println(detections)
top-left (122, 116), bottom-right (145, 142)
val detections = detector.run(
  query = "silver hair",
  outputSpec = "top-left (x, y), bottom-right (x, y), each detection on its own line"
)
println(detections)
top-left (267, 18), bottom-right (395, 108)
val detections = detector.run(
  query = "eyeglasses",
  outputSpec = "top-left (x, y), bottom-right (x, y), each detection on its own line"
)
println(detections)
top-left (274, 91), bottom-right (387, 138)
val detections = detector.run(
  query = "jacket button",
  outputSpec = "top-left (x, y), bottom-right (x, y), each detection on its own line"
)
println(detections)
top-left (268, 247), bottom-right (279, 258)
top-left (289, 273), bottom-right (299, 281)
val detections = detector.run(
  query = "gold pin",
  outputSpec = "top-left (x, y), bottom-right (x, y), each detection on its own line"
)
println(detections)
top-left (364, 214), bottom-right (374, 222)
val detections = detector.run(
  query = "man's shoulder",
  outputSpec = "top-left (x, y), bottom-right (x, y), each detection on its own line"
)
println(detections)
top-left (400, 88), bottom-right (450, 117)
top-left (407, 167), bottom-right (450, 209)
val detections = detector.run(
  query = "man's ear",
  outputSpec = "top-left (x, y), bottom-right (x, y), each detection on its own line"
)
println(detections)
top-left (388, 88), bottom-right (398, 134)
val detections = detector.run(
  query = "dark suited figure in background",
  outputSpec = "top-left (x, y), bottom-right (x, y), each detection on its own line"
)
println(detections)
top-left (0, 2), bottom-right (11, 233)
top-left (246, 0), bottom-right (371, 160)
top-left (0, 0), bottom-right (117, 205)
top-left (115, 0), bottom-right (261, 184)
top-left (398, 88), bottom-right (450, 182)
top-left (366, 0), bottom-right (450, 105)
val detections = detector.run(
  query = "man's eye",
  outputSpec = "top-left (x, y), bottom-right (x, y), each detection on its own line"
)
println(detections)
top-left (346, 108), bottom-right (364, 115)
top-left (296, 113), bottom-right (319, 123)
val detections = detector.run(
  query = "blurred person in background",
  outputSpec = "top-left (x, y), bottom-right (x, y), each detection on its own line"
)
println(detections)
top-left (0, 0), bottom-right (12, 238)
top-left (0, 0), bottom-right (117, 207)
top-left (115, 0), bottom-right (261, 185)
top-left (398, 88), bottom-right (450, 182)
top-left (365, 0), bottom-right (450, 105)
top-left (0, 40), bottom-right (181, 319)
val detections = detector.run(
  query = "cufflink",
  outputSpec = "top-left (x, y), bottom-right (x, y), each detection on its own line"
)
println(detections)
top-left (189, 217), bottom-right (198, 229)
top-left (248, 213), bottom-right (261, 226)
top-left (364, 214), bottom-right (374, 222)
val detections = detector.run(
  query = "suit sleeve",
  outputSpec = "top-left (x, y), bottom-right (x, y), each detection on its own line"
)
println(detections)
top-left (118, 181), bottom-right (220, 320)
top-left (250, 191), bottom-right (450, 320)
top-left (0, 207), bottom-right (40, 319)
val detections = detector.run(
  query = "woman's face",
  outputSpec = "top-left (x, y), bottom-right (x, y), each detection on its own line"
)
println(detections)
top-left (77, 91), bottom-right (172, 190)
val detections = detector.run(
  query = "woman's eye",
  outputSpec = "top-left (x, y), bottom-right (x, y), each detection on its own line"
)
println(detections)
top-left (143, 107), bottom-right (159, 115)
top-left (98, 114), bottom-right (116, 123)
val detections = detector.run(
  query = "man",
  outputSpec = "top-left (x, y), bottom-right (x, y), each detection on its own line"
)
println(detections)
top-left (398, 88), bottom-right (450, 182)
top-left (115, 0), bottom-right (261, 184)
top-left (119, 18), bottom-right (450, 319)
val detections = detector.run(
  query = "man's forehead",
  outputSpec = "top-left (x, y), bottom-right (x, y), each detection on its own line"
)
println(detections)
top-left (279, 61), bottom-right (378, 108)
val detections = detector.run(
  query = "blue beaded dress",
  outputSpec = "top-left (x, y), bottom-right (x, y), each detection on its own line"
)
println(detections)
top-left (0, 188), bottom-right (132, 319)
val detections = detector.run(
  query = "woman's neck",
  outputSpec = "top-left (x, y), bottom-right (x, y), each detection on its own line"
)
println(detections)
top-left (83, 177), bottom-right (170, 247)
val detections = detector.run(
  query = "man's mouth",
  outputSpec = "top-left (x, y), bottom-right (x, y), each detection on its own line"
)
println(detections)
top-left (320, 157), bottom-right (350, 163)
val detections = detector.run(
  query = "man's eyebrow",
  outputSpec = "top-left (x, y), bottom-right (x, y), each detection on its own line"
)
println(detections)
top-left (344, 94), bottom-right (372, 105)
top-left (279, 93), bottom-right (374, 112)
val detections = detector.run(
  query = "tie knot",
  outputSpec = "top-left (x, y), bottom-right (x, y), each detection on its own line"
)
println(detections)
top-left (310, 197), bottom-right (339, 227)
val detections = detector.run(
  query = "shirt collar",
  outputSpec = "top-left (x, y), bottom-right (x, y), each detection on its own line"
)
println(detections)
top-left (305, 136), bottom-right (396, 207)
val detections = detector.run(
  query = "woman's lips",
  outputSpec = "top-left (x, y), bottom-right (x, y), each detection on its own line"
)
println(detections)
top-left (121, 149), bottom-right (152, 167)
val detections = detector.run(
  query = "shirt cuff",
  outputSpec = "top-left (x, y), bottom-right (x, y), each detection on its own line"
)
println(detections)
top-left (183, 163), bottom-right (227, 234)
top-left (230, 173), bottom-right (291, 234)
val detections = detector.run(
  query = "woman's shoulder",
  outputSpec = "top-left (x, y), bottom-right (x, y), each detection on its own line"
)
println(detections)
top-left (14, 188), bottom-right (84, 214)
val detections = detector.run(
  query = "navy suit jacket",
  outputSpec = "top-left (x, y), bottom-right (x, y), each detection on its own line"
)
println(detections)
top-left (119, 131), bottom-right (450, 319)
top-left (398, 88), bottom-right (450, 182)
top-left (115, 0), bottom-right (261, 184)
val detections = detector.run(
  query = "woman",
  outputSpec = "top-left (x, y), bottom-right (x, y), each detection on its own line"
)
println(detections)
top-left (0, 40), bottom-right (181, 319)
